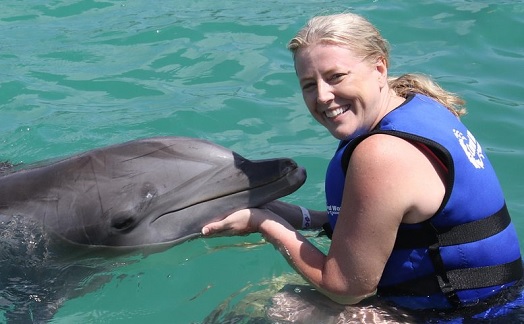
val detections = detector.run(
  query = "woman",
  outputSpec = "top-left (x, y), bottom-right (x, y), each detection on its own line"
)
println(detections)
top-left (202, 12), bottom-right (522, 313)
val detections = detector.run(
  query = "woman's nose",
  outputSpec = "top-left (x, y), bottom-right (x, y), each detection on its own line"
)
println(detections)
top-left (316, 81), bottom-right (334, 104)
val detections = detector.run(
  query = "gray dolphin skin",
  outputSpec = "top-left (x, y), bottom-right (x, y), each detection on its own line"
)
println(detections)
top-left (0, 136), bottom-right (306, 321)
top-left (0, 136), bottom-right (306, 247)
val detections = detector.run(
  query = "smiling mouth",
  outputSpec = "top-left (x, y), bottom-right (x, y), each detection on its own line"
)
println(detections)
top-left (324, 105), bottom-right (350, 118)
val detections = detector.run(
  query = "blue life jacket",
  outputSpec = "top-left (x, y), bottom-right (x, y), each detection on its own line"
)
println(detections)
top-left (324, 94), bottom-right (522, 309)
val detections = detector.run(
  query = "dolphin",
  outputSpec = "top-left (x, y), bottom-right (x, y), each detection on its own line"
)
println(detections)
top-left (0, 136), bottom-right (306, 247)
top-left (0, 136), bottom-right (306, 322)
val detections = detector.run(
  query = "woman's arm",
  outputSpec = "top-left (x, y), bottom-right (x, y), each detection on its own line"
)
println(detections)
top-left (255, 208), bottom-right (377, 304)
top-left (202, 135), bottom-right (445, 304)
top-left (201, 207), bottom-right (374, 304)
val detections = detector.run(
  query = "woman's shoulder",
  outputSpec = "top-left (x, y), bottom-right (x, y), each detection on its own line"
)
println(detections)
top-left (352, 134), bottom-right (415, 161)
top-left (349, 133), bottom-right (439, 184)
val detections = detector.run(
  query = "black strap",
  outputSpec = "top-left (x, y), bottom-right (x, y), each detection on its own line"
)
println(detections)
top-left (438, 204), bottom-right (511, 246)
top-left (394, 204), bottom-right (511, 249)
top-left (379, 258), bottom-right (524, 296)
top-left (449, 258), bottom-right (524, 290)
top-left (429, 242), bottom-right (462, 306)
top-left (383, 204), bottom-right (520, 307)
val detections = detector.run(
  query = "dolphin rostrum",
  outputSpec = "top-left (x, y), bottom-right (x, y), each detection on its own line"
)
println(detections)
top-left (0, 136), bottom-right (306, 321)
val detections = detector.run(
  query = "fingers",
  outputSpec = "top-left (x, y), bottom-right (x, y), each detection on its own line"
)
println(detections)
top-left (201, 209), bottom-right (254, 237)
top-left (201, 221), bottom-right (223, 236)
top-left (201, 208), bottom-right (273, 237)
top-left (201, 217), bottom-right (242, 236)
top-left (201, 226), bottom-right (211, 236)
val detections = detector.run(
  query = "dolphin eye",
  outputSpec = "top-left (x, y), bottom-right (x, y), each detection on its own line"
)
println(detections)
top-left (112, 216), bottom-right (136, 231)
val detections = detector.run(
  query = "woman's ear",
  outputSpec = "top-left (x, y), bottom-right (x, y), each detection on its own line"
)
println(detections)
top-left (375, 57), bottom-right (388, 87)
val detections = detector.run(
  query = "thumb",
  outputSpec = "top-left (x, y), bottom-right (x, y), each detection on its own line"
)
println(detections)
top-left (201, 225), bottom-right (213, 236)
top-left (201, 220), bottom-right (222, 236)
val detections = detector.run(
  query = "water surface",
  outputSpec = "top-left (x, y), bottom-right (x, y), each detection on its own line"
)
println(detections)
top-left (1, 1), bottom-right (523, 323)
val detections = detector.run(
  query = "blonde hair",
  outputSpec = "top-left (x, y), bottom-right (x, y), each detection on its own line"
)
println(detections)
top-left (288, 13), bottom-right (466, 116)
top-left (388, 74), bottom-right (465, 116)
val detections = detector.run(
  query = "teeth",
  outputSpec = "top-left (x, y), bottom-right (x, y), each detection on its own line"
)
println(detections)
top-left (325, 106), bottom-right (349, 118)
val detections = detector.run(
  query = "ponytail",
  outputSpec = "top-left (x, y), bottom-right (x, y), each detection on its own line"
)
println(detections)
top-left (389, 73), bottom-right (466, 117)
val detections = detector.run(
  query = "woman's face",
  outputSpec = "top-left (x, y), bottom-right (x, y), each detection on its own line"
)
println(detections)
top-left (294, 44), bottom-right (389, 140)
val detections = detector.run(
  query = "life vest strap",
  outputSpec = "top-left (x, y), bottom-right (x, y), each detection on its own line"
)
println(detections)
top-left (394, 203), bottom-right (511, 249)
top-left (382, 203), bottom-right (522, 307)
top-left (378, 258), bottom-right (523, 297)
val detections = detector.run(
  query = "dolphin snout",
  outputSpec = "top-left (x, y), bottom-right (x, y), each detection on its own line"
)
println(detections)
top-left (280, 158), bottom-right (307, 182)
top-left (280, 158), bottom-right (298, 173)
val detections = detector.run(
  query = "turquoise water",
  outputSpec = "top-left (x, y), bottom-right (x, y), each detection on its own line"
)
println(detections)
top-left (1, 0), bottom-right (524, 323)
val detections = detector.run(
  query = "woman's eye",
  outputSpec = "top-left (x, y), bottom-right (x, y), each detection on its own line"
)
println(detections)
top-left (329, 73), bottom-right (345, 82)
top-left (301, 82), bottom-right (316, 91)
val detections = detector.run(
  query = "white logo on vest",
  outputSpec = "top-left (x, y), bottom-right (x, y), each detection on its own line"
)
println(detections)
top-left (327, 205), bottom-right (340, 219)
top-left (453, 129), bottom-right (485, 169)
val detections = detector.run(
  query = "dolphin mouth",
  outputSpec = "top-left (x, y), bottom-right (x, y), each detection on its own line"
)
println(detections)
top-left (150, 162), bottom-right (306, 225)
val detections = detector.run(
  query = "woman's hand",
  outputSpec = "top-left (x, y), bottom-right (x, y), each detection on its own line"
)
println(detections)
top-left (201, 208), bottom-right (273, 237)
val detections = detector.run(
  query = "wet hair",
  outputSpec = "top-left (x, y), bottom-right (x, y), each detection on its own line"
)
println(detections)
top-left (288, 13), bottom-right (466, 117)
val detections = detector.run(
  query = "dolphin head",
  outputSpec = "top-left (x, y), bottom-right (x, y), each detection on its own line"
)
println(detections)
top-left (35, 137), bottom-right (306, 247)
